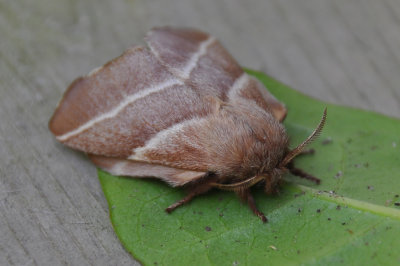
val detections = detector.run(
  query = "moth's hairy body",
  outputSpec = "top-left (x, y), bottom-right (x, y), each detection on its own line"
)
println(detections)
top-left (49, 27), bottom-right (325, 223)
top-left (197, 102), bottom-right (289, 181)
top-left (132, 100), bottom-right (289, 181)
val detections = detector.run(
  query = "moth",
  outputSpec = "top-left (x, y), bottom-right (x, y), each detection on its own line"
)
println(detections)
top-left (49, 27), bottom-right (326, 222)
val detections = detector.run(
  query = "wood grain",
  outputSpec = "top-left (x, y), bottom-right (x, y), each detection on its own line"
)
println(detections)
top-left (1, 0), bottom-right (399, 265)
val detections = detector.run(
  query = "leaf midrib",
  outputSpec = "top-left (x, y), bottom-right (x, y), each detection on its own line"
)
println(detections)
top-left (296, 184), bottom-right (400, 220)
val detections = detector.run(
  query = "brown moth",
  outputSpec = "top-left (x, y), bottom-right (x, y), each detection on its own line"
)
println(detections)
top-left (49, 27), bottom-right (326, 222)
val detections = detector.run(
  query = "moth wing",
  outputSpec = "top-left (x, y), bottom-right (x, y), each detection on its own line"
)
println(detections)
top-left (228, 75), bottom-right (287, 122)
top-left (90, 155), bottom-right (206, 186)
top-left (49, 27), bottom-right (286, 183)
top-left (145, 27), bottom-right (287, 121)
top-left (49, 46), bottom-right (212, 158)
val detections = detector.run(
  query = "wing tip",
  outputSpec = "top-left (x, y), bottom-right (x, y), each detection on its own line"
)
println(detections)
top-left (48, 76), bottom-right (87, 138)
top-left (48, 45), bottom-right (148, 139)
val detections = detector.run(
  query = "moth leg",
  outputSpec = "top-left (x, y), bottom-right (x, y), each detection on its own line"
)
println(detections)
top-left (287, 162), bottom-right (320, 184)
top-left (165, 182), bottom-right (212, 213)
top-left (264, 176), bottom-right (282, 195)
top-left (236, 189), bottom-right (268, 223)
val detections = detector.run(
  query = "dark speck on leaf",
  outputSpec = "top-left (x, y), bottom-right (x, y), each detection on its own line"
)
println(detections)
top-left (298, 208), bottom-right (302, 213)
top-left (395, 195), bottom-right (399, 198)
top-left (335, 171), bottom-right (343, 179)
top-left (205, 226), bottom-right (212, 232)
top-left (367, 185), bottom-right (374, 190)
top-left (328, 218), bottom-right (331, 221)
top-left (342, 222), bottom-right (346, 225)
top-left (336, 205), bottom-right (341, 210)
top-left (394, 202), bottom-right (400, 206)
top-left (316, 209), bottom-right (321, 213)
top-left (294, 192), bottom-right (305, 198)
top-left (322, 137), bottom-right (332, 145)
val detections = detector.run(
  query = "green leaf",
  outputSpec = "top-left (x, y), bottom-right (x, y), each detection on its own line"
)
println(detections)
top-left (98, 70), bottom-right (400, 265)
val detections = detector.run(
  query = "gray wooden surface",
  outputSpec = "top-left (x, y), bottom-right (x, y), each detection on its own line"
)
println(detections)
top-left (1, 0), bottom-right (399, 265)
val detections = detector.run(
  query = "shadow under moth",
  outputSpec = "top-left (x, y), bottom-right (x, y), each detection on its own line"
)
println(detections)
top-left (49, 27), bottom-right (326, 222)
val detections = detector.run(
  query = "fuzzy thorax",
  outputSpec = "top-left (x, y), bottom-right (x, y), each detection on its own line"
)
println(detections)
top-left (200, 101), bottom-right (289, 183)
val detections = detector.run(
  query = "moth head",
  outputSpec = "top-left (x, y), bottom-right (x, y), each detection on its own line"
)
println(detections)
top-left (211, 108), bottom-right (327, 192)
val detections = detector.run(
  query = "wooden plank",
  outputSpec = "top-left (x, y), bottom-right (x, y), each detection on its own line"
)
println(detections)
top-left (1, 0), bottom-right (399, 264)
